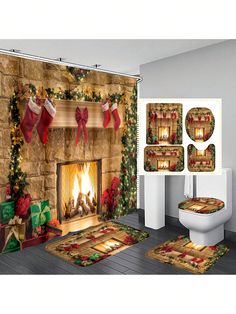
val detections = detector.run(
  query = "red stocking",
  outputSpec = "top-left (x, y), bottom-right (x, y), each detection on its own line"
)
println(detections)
top-left (111, 102), bottom-right (121, 131)
top-left (20, 98), bottom-right (41, 143)
top-left (36, 99), bottom-right (56, 144)
top-left (101, 101), bottom-right (110, 128)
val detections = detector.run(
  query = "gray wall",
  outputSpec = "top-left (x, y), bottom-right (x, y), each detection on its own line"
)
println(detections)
top-left (139, 40), bottom-right (236, 232)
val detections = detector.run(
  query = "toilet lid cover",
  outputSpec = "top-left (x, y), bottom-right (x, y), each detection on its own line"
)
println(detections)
top-left (178, 197), bottom-right (224, 214)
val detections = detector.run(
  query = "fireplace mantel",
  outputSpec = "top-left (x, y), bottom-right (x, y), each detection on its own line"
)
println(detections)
top-left (50, 100), bottom-right (124, 129)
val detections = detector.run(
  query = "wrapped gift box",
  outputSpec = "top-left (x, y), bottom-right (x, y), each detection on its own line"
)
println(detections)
top-left (22, 234), bottom-right (48, 249)
top-left (30, 200), bottom-right (51, 229)
top-left (0, 201), bottom-right (15, 225)
top-left (0, 217), bottom-right (26, 254)
top-left (46, 224), bottom-right (62, 239)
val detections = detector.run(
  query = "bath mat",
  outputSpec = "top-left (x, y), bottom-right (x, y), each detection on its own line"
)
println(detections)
top-left (146, 235), bottom-right (229, 274)
top-left (45, 221), bottom-right (149, 267)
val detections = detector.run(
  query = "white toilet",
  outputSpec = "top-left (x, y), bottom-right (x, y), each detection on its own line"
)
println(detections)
top-left (179, 168), bottom-right (232, 246)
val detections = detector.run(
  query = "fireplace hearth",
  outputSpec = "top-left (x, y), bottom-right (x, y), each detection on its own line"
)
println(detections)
top-left (57, 160), bottom-right (102, 223)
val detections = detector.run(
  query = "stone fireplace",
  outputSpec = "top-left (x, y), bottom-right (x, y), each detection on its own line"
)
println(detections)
top-left (57, 159), bottom-right (102, 223)
top-left (19, 126), bottom-right (122, 222)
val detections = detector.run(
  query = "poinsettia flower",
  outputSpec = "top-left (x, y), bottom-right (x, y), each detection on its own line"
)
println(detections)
top-left (209, 245), bottom-right (217, 251)
top-left (111, 177), bottom-right (120, 190)
top-left (81, 256), bottom-right (89, 261)
top-left (123, 235), bottom-right (137, 245)
top-left (71, 243), bottom-right (80, 249)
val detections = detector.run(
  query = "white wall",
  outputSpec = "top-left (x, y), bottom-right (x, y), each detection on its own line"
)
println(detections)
top-left (139, 40), bottom-right (236, 232)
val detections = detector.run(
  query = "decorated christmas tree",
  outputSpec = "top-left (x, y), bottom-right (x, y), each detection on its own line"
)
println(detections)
top-left (8, 93), bottom-right (28, 201)
top-left (115, 86), bottom-right (137, 218)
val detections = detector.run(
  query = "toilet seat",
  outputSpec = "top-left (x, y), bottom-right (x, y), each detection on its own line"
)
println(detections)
top-left (178, 197), bottom-right (224, 214)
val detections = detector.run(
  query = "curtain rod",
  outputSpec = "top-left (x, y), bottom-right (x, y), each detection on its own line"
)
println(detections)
top-left (0, 48), bottom-right (143, 83)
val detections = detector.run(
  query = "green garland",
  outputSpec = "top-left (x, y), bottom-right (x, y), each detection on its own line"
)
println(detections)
top-left (67, 67), bottom-right (90, 82)
top-left (8, 93), bottom-right (28, 201)
top-left (114, 86), bottom-right (137, 218)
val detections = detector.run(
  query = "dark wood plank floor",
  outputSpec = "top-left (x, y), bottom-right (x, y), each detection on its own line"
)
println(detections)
top-left (0, 212), bottom-right (236, 274)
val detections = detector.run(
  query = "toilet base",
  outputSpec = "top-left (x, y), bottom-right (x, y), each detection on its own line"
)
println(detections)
top-left (189, 225), bottom-right (224, 246)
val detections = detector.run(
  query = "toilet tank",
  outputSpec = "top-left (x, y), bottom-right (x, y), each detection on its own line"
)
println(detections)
top-left (196, 168), bottom-right (232, 211)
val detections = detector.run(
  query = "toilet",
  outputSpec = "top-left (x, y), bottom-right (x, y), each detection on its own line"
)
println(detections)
top-left (178, 168), bottom-right (232, 246)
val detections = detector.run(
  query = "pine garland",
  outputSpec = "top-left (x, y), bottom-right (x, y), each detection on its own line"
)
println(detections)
top-left (8, 93), bottom-right (27, 201)
top-left (67, 67), bottom-right (90, 82)
top-left (115, 86), bottom-right (137, 218)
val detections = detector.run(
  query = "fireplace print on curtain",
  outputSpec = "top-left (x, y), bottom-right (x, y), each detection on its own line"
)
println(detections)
top-left (0, 53), bottom-right (138, 253)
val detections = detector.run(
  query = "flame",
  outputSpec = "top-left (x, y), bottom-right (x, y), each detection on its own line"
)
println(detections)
top-left (158, 160), bottom-right (169, 169)
top-left (72, 163), bottom-right (94, 201)
top-left (195, 128), bottom-right (204, 139)
top-left (80, 164), bottom-right (94, 199)
top-left (72, 175), bottom-right (79, 202)
top-left (197, 150), bottom-right (205, 156)
top-left (159, 127), bottom-right (169, 140)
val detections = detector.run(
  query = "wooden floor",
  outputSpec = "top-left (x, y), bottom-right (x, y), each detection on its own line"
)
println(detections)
top-left (1, 212), bottom-right (236, 274)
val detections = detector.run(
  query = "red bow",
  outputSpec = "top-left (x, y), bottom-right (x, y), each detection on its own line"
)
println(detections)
top-left (75, 107), bottom-right (88, 144)
top-left (86, 235), bottom-right (97, 243)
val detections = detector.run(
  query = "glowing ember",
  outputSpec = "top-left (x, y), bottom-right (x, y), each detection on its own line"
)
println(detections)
top-left (159, 127), bottom-right (170, 141)
top-left (158, 160), bottom-right (169, 170)
top-left (197, 150), bottom-right (205, 156)
top-left (93, 238), bottom-right (123, 253)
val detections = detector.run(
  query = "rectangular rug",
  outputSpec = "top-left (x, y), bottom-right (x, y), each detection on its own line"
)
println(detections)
top-left (146, 235), bottom-right (229, 274)
top-left (45, 221), bottom-right (149, 267)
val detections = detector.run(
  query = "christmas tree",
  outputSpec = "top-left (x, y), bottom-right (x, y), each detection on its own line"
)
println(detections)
top-left (115, 86), bottom-right (137, 218)
top-left (8, 93), bottom-right (28, 201)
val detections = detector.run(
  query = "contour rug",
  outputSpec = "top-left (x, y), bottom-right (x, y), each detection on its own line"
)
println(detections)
top-left (146, 235), bottom-right (229, 274)
top-left (46, 221), bottom-right (149, 267)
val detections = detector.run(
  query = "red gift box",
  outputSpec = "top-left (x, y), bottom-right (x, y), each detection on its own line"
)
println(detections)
top-left (22, 234), bottom-right (48, 249)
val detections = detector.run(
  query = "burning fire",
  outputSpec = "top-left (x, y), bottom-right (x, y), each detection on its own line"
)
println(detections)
top-left (195, 128), bottom-right (204, 140)
top-left (197, 150), bottom-right (205, 156)
top-left (158, 160), bottom-right (169, 169)
top-left (159, 127), bottom-right (169, 141)
top-left (72, 175), bottom-right (79, 201)
top-left (72, 164), bottom-right (95, 202)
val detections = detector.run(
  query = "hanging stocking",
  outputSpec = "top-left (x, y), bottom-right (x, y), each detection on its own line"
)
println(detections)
top-left (75, 107), bottom-right (88, 144)
top-left (20, 97), bottom-right (41, 143)
top-left (111, 101), bottom-right (121, 131)
top-left (101, 100), bottom-right (111, 128)
top-left (36, 98), bottom-right (56, 144)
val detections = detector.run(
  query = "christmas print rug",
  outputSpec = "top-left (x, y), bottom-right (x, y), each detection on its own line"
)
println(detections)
top-left (45, 221), bottom-right (149, 267)
top-left (146, 235), bottom-right (229, 274)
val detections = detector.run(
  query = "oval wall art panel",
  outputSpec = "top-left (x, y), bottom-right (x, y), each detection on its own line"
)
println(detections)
top-left (185, 107), bottom-right (215, 142)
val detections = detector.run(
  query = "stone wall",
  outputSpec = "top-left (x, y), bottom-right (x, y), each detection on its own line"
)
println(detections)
top-left (0, 54), bottom-right (136, 217)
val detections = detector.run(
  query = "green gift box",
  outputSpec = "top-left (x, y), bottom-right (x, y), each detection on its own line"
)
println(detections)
top-left (0, 201), bottom-right (15, 225)
top-left (30, 200), bottom-right (51, 229)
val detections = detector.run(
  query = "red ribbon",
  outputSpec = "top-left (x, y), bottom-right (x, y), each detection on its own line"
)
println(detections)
top-left (75, 107), bottom-right (88, 144)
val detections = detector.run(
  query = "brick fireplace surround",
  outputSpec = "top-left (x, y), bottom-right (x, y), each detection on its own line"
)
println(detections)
top-left (0, 55), bottom-right (136, 219)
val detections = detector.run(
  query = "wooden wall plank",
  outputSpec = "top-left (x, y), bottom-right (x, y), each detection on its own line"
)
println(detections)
top-left (51, 100), bottom-right (124, 129)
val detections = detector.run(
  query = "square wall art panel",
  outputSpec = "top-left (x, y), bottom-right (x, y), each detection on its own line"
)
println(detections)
top-left (144, 146), bottom-right (184, 172)
top-left (146, 103), bottom-right (182, 144)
